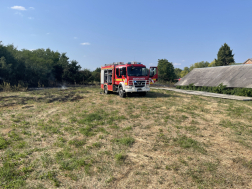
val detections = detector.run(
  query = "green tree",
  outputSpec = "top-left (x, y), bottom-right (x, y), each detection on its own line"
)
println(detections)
top-left (174, 68), bottom-right (182, 79)
top-left (189, 61), bottom-right (209, 71)
top-left (0, 56), bottom-right (11, 81)
top-left (180, 67), bottom-right (189, 77)
top-left (0, 43), bottom-right (25, 85)
top-left (92, 67), bottom-right (101, 82)
top-left (215, 43), bottom-right (235, 66)
top-left (208, 60), bottom-right (216, 67)
top-left (179, 61), bottom-right (210, 78)
top-left (157, 59), bottom-right (176, 82)
top-left (20, 48), bottom-right (54, 86)
top-left (63, 60), bottom-right (81, 84)
top-left (79, 69), bottom-right (93, 84)
top-left (0, 41), bottom-right (85, 87)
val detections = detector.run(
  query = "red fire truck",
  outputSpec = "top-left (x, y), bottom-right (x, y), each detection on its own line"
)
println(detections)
top-left (101, 62), bottom-right (158, 98)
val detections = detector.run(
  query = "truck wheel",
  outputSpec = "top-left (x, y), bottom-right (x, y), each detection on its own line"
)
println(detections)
top-left (104, 86), bottom-right (109, 94)
top-left (119, 87), bottom-right (125, 98)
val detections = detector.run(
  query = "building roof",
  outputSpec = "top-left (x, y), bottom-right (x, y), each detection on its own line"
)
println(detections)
top-left (243, 58), bottom-right (252, 64)
top-left (175, 64), bottom-right (252, 88)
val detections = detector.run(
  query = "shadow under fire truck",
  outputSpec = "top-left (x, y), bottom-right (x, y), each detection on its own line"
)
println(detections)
top-left (101, 62), bottom-right (158, 98)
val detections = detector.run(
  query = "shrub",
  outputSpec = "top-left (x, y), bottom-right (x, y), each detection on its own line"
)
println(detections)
top-left (0, 82), bottom-right (28, 92)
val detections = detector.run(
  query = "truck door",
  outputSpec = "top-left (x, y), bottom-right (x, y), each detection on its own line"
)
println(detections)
top-left (120, 67), bottom-right (127, 82)
top-left (149, 67), bottom-right (158, 84)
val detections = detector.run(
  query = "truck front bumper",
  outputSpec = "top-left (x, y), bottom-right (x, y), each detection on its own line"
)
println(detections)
top-left (124, 86), bottom-right (150, 93)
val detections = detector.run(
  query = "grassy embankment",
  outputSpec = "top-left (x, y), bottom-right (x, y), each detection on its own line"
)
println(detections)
top-left (0, 86), bottom-right (252, 188)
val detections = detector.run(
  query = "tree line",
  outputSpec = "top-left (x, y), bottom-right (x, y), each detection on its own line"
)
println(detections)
top-left (157, 43), bottom-right (235, 82)
top-left (157, 59), bottom-right (210, 82)
top-left (0, 41), bottom-right (100, 87)
top-left (1, 41), bottom-right (235, 87)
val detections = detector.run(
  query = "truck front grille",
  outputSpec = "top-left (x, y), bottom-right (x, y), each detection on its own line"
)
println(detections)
top-left (134, 80), bottom-right (145, 87)
top-left (128, 80), bottom-right (149, 87)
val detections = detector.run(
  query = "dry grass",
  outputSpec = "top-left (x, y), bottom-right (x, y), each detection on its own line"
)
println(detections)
top-left (0, 86), bottom-right (252, 188)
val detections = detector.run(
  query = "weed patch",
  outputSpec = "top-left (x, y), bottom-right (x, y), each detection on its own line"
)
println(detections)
top-left (8, 131), bottom-right (22, 141)
top-left (41, 153), bottom-right (54, 168)
top-left (14, 141), bottom-right (27, 149)
top-left (109, 125), bottom-right (120, 129)
top-left (79, 126), bottom-right (95, 137)
top-left (78, 113), bottom-right (103, 124)
top-left (92, 142), bottom-right (102, 148)
top-left (0, 136), bottom-right (11, 149)
top-left (0, 161), bottom-right (27, 188)
top-left (39, 124), bottom-right (62, 135)
top-left (123, 126), bottom-right (133, 131)
top-left (68, 139), bottom-right (86, 147)
top-left (173, 135), bottom-right (207, 154)
top-left (112, 137), bottom-right (135, 147)
top-left (115, 153), bottom-right (126, 163)
top-left (40, 171), bottom-right (60, 187)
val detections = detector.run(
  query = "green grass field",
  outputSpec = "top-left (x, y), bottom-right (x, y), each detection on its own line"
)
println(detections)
top-left (0, 86), bottom-right (252, 188)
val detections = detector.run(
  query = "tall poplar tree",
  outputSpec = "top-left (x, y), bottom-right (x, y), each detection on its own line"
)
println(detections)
top-left (215, 43), bottom-right (234, 66)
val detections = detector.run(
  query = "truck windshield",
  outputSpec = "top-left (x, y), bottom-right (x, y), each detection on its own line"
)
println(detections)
top-left (127, 67), bottom-right (148, 76)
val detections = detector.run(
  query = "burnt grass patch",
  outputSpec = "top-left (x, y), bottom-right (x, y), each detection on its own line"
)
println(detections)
top-left (0, 88), bottom-right (86, 107)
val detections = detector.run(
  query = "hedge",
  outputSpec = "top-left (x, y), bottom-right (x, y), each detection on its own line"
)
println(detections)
top-left (176, 83), bottom-right (252, 97)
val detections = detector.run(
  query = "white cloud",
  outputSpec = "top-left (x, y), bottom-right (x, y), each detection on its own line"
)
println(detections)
top-left (74, 37), bottom-right (77, 39)
top-left (11, 6), bottom-right (26, 11)
top-left (29, 49), bottom-right (35, 51)
top-left (81, 42), bottom-right (90, 45)
top-left (46, 33), bottom-right (50, 35)
top-left (29, 7), bottom-right (35, 10)
top-left (15, 12), bottom-right (23, 16)
top-left (28, 17), bottom-right (34, 19)
top-left (173, 63), bottom-right (181, 66)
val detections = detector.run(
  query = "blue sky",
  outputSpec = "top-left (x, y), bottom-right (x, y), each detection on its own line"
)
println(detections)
top-left (1, 0), bottom-right (252, 70)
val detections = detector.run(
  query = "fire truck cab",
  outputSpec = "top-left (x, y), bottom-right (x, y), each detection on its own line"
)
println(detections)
top-left (101, 62), bottom-right (158, 98)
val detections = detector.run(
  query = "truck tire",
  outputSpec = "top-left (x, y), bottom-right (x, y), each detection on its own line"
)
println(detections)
top-left (104, 85), bottom-right (109, 94)
top-left (119, 86), bottom-right (126, 98)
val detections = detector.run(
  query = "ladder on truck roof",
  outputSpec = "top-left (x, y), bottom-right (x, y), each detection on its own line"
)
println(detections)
top-left (104, 61), bottom-right (141, 66)
top-left (104, 62), bottom-right (124, 66)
